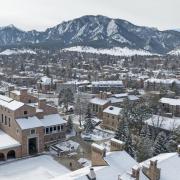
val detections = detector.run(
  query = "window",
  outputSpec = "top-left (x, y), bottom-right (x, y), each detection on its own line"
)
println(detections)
top-left (1, 114), bottom-right (3, 123)
top-left (24, 111), bottom-right (28, 115)
top-left (96, 105), bottom-right (98, 112)
top-left (50, 127), bottom-right (53, 133)
top-left (8, 118), bottom-right (11, 127)
top-left (58, 126), bottom-right (61, 131)
top-left (30, 129), bottom-right (36, 135)
top-left (54, 126), bottom-right (57, 131)
top-left (28, 100), bottom-right (32, 103)
top-left (46, 128), bottom-right (49, 134)
top-left (5, 116), bottom-right (7, 125)
top-left (61, 125), bottom-right (64, 130)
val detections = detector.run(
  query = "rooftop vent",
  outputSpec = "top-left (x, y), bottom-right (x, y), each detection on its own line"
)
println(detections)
top-left (109, 107), bottom-right (114, 110)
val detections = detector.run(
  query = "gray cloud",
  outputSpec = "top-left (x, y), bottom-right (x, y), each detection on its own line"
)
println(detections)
top-left (0, 0), bottom-right (179, 31)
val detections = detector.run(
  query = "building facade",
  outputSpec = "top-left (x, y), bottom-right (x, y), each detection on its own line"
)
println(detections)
top-left (0, 88), bottom-right (66, 161)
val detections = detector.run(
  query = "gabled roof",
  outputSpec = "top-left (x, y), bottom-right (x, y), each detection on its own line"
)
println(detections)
top-left (16, 116), bottom-right (43, 130)
top-left (159, 97), bottom-right (180, 106)
top-left (0, 130), bottom-right (21, 150)
top-left (145, 115), bottom-right (180, 131)
top-left (0, 94), bottom-right (24, 111)
top-left (53, 151), bottom-right (137, 180)
top-left (90, 97), bottom-right (110, 105)
top-left (41, 114), bottom-right (66, 127)
top-left (139, 153), bottom-right (180, 180)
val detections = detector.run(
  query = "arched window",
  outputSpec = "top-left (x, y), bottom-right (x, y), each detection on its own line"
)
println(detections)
top-left (7, 150), bottom-right (16, 159)
top-left (0, 153), bottom-right (5, 161)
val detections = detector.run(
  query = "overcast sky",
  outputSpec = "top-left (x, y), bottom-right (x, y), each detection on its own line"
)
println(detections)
top-left (0, 0), bottom-right (179, 31)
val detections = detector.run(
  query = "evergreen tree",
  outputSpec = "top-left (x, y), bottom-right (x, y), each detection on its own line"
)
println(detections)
top-left (153, 131), bottom-right (168, 156)
top-left (58, 88), bottom-right (74, 111)
top-left (140, 124), bottom-right (152, 139)
top-left (66, 116), bottom-right (73, 133)
top-left (166, 127), bottom-right (180, 152)
top-left (20, 63), bottom-right (25, 71)
top-left (115, 120), bottom-right (135, 158)
top-left (44, 66), bottom-right (50, 77)
top-left (137, 125), bottom-right (153, 161)
top-left (84, 107), bottom-right (94, 133)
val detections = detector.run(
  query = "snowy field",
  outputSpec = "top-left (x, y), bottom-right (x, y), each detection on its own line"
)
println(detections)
top-left (81, 128), bottom-right (114, 141)
top-left (63, 46), bottom-right (155, 56)
top-left (0, 155), bottom-right (70, 180)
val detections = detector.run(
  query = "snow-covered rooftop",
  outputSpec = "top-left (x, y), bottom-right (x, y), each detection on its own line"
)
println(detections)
top-left (145, 115), bottom-right (180, 131)
top-left (0, 95), bottom-right (24, 111)
top-left (53, 151), bottom-right (137, 180)
top-left (111, 138), bottom-right (125, 145)
top-left (40, 76), bottom-right (52, 85)
top-left (92, 80), bottom-right (123, 87)
top-left (41, 114), bottom-right (66, 127)
top-left (0, 155), bottom-right (70, 180)
top-left (111, 93), bottom-right (128, 98)
top-left (92, 143), bottom-right (105, 151)
top-left (16, 116), bottom-right (43, 130)
top-left (90, 97), bottom-right (110, 105)
top-left (159, 97), bottom-right (180, 106)
top-left (145, 78), bottom-right (180, 84)
top-left (11, 90), bottom-right (21, 95)
top-left (0, 130), bottom-right (21, 150)
top-left (103, 106), bottom-right (122, 116)
top-left (139, 152), bottom-right (180, 180)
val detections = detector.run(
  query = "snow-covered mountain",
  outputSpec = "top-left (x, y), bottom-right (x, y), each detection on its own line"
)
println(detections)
top-left (0, 15), bottom-right (180, 54)
top-left (168, 48), bottom-right (180, 56)
top-left (63, 46), bottom-right (155, 57)
top-left (174, 29), bottom-right (180, 32)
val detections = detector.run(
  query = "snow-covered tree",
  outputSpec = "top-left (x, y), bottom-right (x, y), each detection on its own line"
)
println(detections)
top-left (131, 99), bottom-right (152, 135)
top-left (58, 88), bottom-right (74, 112)
top-left (166, 127), bottom-right (180, 152)
top-left (74, 94), bottom-right (88, 127)
top-left (66, 116), bottom-right (73, 133)
top-left (115, 120), bottom-right (135, 158)
top-left (153, 131), bottom-right (168, 156)
top-left (84, 107), bottom-right (94, 133)
top-left (136, 125), bottom-right (153, 162)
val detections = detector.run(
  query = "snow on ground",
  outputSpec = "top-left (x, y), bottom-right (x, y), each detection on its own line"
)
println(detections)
top-left (63, 46), bottom-right (155, 57)
top-left (66, 129), bottom-right (76, 139)
top-left (168, 48), bottom-right (180, 56)
top-left (0, 49), bottom-right (37, 55)
top-left (54, 140), bottom-right (80, 152)
top-left (82, 128), bottom-right (114, 141)
top-left (0, 155), bottom-right (70, 180)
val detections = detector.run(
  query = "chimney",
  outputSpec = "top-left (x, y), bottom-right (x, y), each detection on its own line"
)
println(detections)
top-left (103, 92), bottom-right (107, 99)
top-left (87, 167), bottom-right (96, 180)
top-left (8, 85), bottom-right (15, 92)
top-left (131, 166), bottom-right (140, 180)
top-left (142, 160), bottom-right (161, 180)
top-left (20, 87), bottom-right (28, 96)
top-left (38, 98), bottom-right (46, 109)
top-left (91, 143), bottom-right (107, 166)
top-left (110, 138), bottom-right (125, 151)
top-left (99, 91), bottom-right (103, 99)
top-left (178, 145), bottom-right (180, 156)
top-left (8, 85), bottom-right (15, 97)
